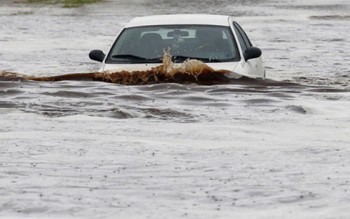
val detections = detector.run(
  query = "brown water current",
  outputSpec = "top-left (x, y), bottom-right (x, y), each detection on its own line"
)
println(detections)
top-left (0, 51), bottom-right (232, 85)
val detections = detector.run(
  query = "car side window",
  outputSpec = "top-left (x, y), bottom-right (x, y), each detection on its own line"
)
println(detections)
top-left (233, 24), bottom-right (247, 53)
top-left (233, 22), bottom-right (252, 51)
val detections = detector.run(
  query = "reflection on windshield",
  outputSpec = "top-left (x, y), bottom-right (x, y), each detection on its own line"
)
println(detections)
top-left (106, 25), bottom-right (239, 64)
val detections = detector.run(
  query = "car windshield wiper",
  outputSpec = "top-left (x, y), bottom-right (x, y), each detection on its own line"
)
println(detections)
top-left (172, 55), bottom-right (227, 63)
top-left (111, 54), bottom-right (162, 63)
top-left (171, 55), bottom-right (191, 62)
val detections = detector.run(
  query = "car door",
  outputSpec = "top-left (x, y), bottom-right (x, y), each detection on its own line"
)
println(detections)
top-left (232, 22), bottom-right (265, 78)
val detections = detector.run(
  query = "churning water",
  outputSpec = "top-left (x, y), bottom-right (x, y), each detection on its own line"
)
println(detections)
top-left (0, 0), bottom-right (349, 218)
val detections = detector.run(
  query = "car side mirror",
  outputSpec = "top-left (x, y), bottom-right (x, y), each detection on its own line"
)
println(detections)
top-left (89, 50), bottom-right (105, 62)
top-left (244, 47), bottom-right (262, 61)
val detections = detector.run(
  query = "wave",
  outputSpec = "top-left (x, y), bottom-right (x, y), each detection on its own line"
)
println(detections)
top-left (0, 50), bottom-right (235, 85)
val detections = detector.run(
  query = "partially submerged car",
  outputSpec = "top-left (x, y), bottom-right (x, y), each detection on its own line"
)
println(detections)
top-left (89, 14), bottom-right (265, 79)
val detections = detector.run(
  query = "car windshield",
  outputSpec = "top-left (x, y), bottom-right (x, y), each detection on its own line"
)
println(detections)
top-left (106, 25), bottom-right (240, 64)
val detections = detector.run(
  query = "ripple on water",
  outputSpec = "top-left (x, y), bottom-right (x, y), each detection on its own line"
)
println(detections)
top-left (266, 92), bottom-right (295, 99)
top-left (0, 89), bottom-right (25, 96)
top-left (182, 95), bottom-right (219, 102)
top-left (244, 98), bottom-right (280, 105)
top-left (136, 83), bottom-right (190, 92)
top-left (41, 90), bottom-right (96, 98)
top-left (114, 94), bottom-right (151, 101)
top-left (286, 105), bottom-right (307, 114)
top-left (0, 101), bottom-right (19, 109)
top-left (309, 15), bottom-right (350, 20)
top-left (95, 107), bottom-right (135, 119)
top-left (140, 107), bottom-right (194, 121)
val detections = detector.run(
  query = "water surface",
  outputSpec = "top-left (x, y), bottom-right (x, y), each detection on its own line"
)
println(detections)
top-left (0, 0), bottom-right (349, 218)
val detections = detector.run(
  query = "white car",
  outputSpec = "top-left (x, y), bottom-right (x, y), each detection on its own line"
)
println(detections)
top-left (89, 14), bottom-right (265, 79)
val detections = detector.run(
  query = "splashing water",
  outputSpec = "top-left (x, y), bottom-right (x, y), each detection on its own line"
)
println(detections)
top-left (0, 50), bottom-right (238, 85)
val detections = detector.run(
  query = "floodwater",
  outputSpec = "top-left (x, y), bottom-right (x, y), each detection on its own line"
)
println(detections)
top-left (0, 0), bottom-right (350, 218)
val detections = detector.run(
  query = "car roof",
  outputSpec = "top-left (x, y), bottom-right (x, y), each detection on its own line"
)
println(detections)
top-left (125, 14), bottom-right (232, 28)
